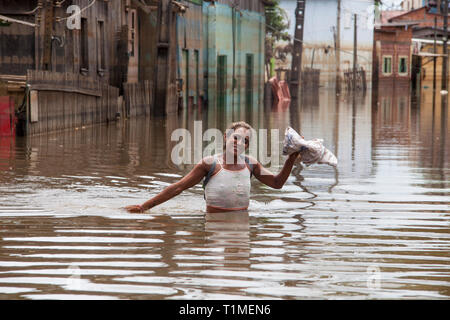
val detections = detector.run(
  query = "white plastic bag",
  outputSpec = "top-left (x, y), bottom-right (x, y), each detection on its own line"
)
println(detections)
top-left (283, 127), bottom-right (338, 167)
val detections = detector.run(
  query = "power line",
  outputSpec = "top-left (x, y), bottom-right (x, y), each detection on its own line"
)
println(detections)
top-left (55, 0), bottom-right (96, 22)
top-left (0, 14), bottom-right (37, 27)
top-left (292, 36), bottom-right (371, 63)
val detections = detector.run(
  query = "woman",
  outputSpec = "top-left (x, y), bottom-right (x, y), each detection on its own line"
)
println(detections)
top-left (125, 121), bottom-right (300, 213)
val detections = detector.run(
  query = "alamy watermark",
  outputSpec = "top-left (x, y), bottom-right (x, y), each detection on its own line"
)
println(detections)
top-left (170, 121), bottom-right (284, 171)
top-left (66, 264), bottom-right (82, 290)
top-left (66, 5), bottom-right (81, 30)
top-left (366, 265), bottom-right (381, 290)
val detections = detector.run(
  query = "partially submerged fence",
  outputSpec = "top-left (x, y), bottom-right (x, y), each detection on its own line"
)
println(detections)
top-left (343, 67), bottom-right (367, 91)
top-left (301, 68), bottom-right (321, 92)
top-left (123, 80), bottom-right (153, 118)
top-left (26, 70), bottom-right (119, 135)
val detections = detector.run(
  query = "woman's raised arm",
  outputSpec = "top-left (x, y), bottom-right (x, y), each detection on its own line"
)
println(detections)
top-left (251, 152), bottom-right (300, 190)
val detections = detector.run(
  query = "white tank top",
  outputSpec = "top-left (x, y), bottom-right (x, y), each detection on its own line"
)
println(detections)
top-left (205, 155), bottom-right (251, 211)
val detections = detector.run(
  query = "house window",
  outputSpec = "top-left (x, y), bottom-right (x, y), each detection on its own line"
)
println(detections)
top-left (398, 56), bottom-right (408, 76)
top-left (129, 10), bottom-right (136, 57)
top-left (97, 20), bottom-right (106, 74)
top-left (245, 54), bottom-right (254, 109)
top-left (382, 56), bottom-right (392, 75)
top-left (80, 18), bottom-right (89, 73)
top-left (217, 55), bottom-right (227, 109)
top-left (194, 50), bottom-right (199, 105)
top-left (183, 49), bottom-right (189, 108)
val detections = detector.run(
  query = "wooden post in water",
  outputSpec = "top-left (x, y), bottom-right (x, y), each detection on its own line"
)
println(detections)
top-left (353, 14), bottom-right (357, 91)
top-left (42, 0), bottom-right (55, 71)
top-left (336, 0), bottom-right (342, 94)
top-left (153, 0), bottom-right (178, 116)
top-left (434, 17), bottom-right (437, 96)
top-left (442, 0), bottom-right (449, 91)
top-left (153, 0), bottom-right (176, 116)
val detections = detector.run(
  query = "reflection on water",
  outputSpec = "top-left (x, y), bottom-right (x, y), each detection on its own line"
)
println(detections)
top-left (0, 85), bottom-right (449, 299)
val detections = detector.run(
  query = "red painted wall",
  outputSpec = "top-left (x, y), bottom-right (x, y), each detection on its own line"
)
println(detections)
top-left (0, 96), bottom-right (15, 137)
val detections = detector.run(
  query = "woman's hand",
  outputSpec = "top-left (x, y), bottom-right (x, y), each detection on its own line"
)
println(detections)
top-left (125, 205), bottom-right (146, 213)
top-left (288, 151), bottom-right (301, 161)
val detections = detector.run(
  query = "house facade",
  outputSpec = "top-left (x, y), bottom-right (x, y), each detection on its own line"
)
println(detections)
top-left (176, 0), bottom-right (265, 112)
top-left (372, 11), bottom-right (416, 90)
top-left (386, 6), bottom-right (450, 88)
top-left (0, 0), bottom-right (267, 135)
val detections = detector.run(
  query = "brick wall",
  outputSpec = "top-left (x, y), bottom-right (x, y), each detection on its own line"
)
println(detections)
top-left (374, 26), bottom-right (413, 80)
top-left (390, 7), bottom-right (445, 28)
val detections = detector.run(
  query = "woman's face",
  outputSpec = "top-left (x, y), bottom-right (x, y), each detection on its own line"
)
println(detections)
top-left (224, 127), bottom-right (250, 158)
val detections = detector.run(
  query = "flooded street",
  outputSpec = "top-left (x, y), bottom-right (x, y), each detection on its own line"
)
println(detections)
top-left (0, 88), bottom-right (449, 300)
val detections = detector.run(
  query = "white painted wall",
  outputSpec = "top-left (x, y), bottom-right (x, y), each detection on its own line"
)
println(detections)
top-left (278, 0), bottom-right (374, 88)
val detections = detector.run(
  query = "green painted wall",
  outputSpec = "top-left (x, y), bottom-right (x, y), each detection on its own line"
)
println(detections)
top-left (176, 1), bottom-right (265, 119)
top-left (203, 2), bottom-right (265, 115)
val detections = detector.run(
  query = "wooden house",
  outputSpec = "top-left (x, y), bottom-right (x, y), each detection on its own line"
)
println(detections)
top-left (0, 0), bottom-right (267, 135)
top-left (0, 0), bottom-right (123, 135)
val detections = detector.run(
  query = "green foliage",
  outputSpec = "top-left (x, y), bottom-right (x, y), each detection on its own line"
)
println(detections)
top-left (0, 19), bottom-right (12, 27)
top-left (265, 0), bottom-right (290, 42)
top-left (264, 0), bottom-right (290, 72)
top-left (186, 0), bottom-right (203, 5)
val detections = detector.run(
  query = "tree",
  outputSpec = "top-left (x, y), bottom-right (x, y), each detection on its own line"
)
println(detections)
top-left (264, 0), bottom-right (290, 79)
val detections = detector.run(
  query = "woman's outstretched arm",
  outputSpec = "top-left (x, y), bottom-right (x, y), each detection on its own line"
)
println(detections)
top-left (125, 160), bottom-right (209, 213)
top-left (250, 152), bottom-right (301, 189)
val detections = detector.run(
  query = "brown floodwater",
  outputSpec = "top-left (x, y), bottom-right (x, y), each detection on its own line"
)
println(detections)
top-left (0, 87), bottom-right (449, 300)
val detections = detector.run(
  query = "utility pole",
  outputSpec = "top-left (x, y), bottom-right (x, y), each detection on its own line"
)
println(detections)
top-left (290, 0), bottom-right (306, 99)
top-left (442, 0), bottom-right (448, 91)
top-left (336, 0), bottom-right (341, 93)
top-left (434, 17), bottom-right (437, 94)
top-left (42, 0), bottom-right (54, 71)
top-left (353, 14), bottom-right (357, 91)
